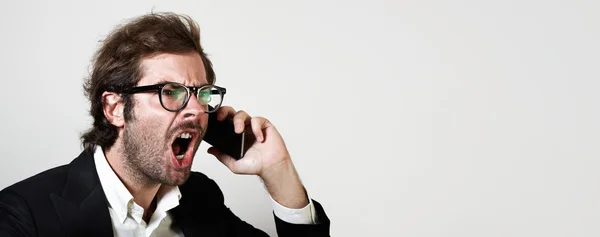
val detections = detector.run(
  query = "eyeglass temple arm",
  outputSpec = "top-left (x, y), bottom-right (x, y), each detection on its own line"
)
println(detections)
top-left (120, 84), bottom-right (163, 93)
top-left (211, 87), bottom-right (226, 95)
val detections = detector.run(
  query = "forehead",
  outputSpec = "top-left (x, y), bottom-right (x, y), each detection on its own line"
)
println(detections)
top-left (137, 52), bottom-right (208, 86)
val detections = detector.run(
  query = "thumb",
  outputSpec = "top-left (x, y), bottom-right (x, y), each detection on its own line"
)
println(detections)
top-left (207, 147), bottom-right (236, 171)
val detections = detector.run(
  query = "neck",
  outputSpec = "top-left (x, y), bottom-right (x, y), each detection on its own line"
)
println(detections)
top-left (103, 144), bottom-right (160, 220)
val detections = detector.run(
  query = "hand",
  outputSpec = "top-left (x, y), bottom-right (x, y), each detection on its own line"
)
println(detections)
top-left (206, 106), bottom-right (309, 208)
top-left (206, 106), bottom-right (291, 177)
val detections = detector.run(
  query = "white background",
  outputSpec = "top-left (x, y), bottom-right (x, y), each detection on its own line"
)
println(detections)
top-left (1, 0), bottom-right (599, 236)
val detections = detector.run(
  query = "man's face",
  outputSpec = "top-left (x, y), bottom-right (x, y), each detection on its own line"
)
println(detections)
top-left (121, 51), bottom-right (209, 186)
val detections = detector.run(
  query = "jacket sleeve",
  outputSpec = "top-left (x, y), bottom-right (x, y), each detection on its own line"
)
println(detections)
top-left (0, 190), bottom-right (36, 237)
top-left (273, 199), bottom-right (331, 237)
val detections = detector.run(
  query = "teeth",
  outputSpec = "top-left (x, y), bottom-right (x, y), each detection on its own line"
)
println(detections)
top-left (176, 154), bottom-right (185, 160)
top-left (178, 133), bottom-right (192, 139)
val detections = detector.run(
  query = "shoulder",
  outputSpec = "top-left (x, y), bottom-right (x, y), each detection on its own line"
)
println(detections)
top-left (0, 164), bottom-right (70, 235)
top-left (179, 171), bottom-right (221, 193)
top-left (178, 171), bottom-right (225, 203)
top-left (0, 164), bottom-right (70, 200)
top-left (1, 150), bottom-right (96, 200)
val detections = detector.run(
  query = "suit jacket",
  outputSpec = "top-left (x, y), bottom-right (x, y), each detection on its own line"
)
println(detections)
top-left (0, 150), bottom-right (330, 237)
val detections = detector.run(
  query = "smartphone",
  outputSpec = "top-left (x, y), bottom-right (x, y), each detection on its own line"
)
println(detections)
top-left (202, 111), bottom-right (255, 160)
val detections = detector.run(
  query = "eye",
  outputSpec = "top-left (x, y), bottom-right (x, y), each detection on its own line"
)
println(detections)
top-left (162, 89), bottom-right (174, 96)
top-left (198, 89), bottom-right (212, 104)
top-left (163, 87), bottom-right (187, 101)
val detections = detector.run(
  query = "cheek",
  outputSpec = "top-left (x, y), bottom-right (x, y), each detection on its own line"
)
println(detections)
top-left (200, 116), bottom-right (208, 127)
top-left (136, 93), bottom-right (163, 110)
top-left (131, 99), bottom-right (175, 130)
top-left (199, 115), bottom-right (209, 133)
top-left (130, 113), bottom-right (171, 141)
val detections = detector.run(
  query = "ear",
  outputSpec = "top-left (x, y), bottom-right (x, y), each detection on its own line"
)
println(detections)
top-left (102, 91), bottom-right (125, 127)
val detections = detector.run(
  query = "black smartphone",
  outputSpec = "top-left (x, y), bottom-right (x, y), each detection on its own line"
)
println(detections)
top-left (202, 111), bottom-right (255, 160)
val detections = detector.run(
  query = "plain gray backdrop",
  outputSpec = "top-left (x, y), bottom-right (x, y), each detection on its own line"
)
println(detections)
top-left (0, 0), bottom-right (598, 236)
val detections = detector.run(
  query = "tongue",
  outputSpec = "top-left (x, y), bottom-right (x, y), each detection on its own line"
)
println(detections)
top-left (172, 142), bottom-right (181, 155)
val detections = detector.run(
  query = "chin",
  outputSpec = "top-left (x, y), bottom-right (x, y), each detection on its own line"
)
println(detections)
top-left (166, 168), bottom-right (191, 186)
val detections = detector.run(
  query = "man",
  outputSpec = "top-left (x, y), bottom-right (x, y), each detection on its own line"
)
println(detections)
top-left (0, 12), bottom-right (330, 237)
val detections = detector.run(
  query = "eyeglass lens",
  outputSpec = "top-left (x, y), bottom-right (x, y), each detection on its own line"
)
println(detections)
top-left (160, 83), bottom-right (223, 112)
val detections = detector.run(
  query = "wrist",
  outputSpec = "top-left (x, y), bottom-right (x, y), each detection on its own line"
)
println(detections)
top-left (259, 158), bottom-right (293, 181)
top-left (259, 159), bottom-right (309, 209)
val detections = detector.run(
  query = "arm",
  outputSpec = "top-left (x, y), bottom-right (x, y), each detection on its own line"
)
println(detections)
top-left (0, 190), bottom-right (36, 237)
top-left (262, 161), bottom-right (330, 236)
top-left (207, 106), bottom-right (331, 236)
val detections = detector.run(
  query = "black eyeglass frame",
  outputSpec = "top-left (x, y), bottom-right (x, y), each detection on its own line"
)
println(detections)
top-left (113, 82), bottom-right (227, 113)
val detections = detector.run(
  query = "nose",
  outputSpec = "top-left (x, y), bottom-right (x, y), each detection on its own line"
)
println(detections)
top-left (181, 93), bottom-right (207, 119)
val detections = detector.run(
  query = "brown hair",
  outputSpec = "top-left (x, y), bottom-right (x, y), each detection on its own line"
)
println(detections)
top-left (81, 12), bottom-right (215, 152)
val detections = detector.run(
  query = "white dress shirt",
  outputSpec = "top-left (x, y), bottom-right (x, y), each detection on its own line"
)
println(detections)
top-left (93, 148), bottom-right (318, 237)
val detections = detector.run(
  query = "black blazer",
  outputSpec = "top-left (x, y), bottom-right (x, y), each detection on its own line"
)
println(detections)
top-left (0, 150), bottom-right (330, 237)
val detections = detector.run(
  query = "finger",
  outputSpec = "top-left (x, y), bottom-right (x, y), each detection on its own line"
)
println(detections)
top-left (216, 106), bottom-right (236, 121)
top-left (233, 110), bottom-right (251, 134)
top-left (207, 147), bottom-right (237, 171)
top-left (251, 117), bottom-right (266, 142)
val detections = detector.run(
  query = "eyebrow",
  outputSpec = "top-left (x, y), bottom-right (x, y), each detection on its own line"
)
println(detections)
top-left (152, 79), bottom-right (210, 87)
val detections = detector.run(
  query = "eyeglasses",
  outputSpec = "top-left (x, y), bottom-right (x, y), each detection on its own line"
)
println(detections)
top-left (116, 82), bottom-right (226, 113)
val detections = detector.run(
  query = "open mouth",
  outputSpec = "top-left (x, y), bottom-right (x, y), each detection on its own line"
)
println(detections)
top-left (172, 132), bottom-right (194, 160)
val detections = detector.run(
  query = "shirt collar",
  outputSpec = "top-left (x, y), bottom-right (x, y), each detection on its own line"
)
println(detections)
top-left (93, 147), bottom-right (182, 224)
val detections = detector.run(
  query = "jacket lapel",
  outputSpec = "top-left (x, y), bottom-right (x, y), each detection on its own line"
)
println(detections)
top-left (50, 150), bottom-right (113, 237)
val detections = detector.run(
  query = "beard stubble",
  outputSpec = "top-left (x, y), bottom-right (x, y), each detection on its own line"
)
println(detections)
top-left (121, 115), bottom-right (203, 187)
